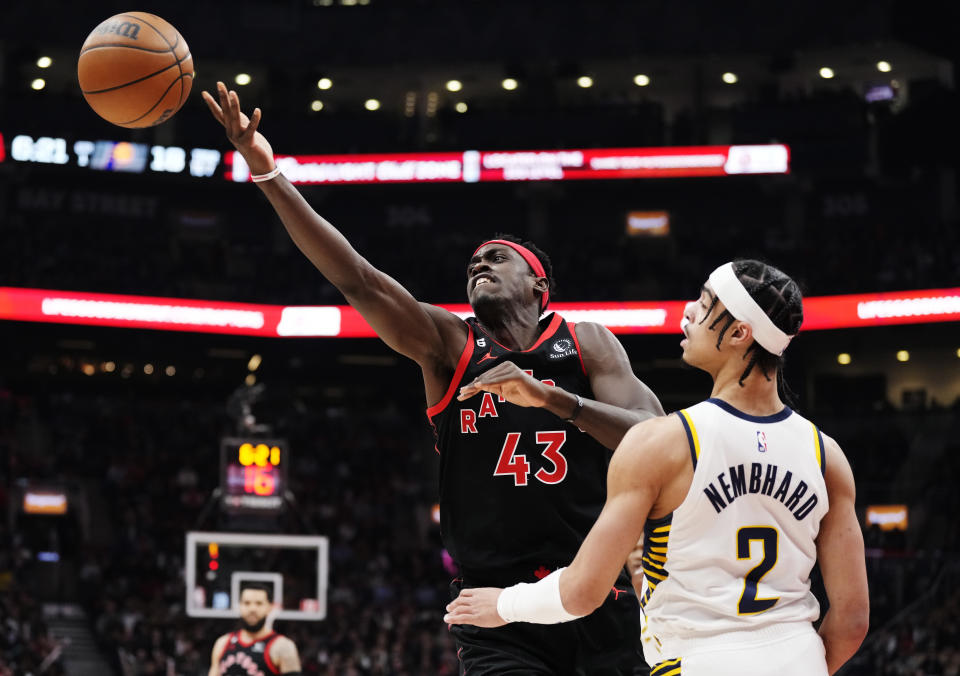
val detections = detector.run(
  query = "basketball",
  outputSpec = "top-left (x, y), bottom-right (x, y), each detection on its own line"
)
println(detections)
top-left (78, 12), bottom-right (194, 128)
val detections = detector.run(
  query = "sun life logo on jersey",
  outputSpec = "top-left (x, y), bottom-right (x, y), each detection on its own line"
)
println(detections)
top-left (549, 338), bottom-right (576, 360)
top-left (757, 430), bottom-right (768, 453)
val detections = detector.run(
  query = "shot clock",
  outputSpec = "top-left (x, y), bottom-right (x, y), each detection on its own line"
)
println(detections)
top-left (220, 438), bottom-right (287, 514)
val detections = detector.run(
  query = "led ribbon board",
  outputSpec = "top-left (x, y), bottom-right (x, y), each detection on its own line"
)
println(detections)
top-left (2, 131), bottom-right (787, 183)
top-left (1, 287), bottom-right (957, 337)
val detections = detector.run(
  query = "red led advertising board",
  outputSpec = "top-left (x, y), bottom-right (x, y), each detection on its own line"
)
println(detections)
top-left (1, 286), bottom-right (955, 338)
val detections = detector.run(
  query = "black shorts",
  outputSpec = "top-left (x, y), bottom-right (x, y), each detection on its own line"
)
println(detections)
top-left (449, 579), bottom-right (648, 676)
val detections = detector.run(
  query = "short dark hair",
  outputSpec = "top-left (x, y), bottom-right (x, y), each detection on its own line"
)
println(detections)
top-left (478, 233), bottom-right (556, 313)
top-left (239, 582), bottom-right (273, 603)
top-left (703, 259), bottom-right (803, 388)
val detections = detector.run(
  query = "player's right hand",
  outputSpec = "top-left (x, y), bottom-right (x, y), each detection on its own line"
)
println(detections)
top-left (444, 587), bottom-right (508, 628)
top-left (202, 81), bottom-right (276, 176)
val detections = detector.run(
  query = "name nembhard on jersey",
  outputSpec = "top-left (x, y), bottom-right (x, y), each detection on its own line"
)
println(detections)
top-left (702, 459), bottom-right (821, 520)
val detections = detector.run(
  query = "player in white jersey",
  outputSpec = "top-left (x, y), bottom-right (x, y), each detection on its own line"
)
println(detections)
top-left (445, 259), bottom-right (870, 676)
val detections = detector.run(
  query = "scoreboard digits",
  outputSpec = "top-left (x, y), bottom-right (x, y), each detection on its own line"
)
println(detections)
top-left (220, 438), bottom-right (287, 514)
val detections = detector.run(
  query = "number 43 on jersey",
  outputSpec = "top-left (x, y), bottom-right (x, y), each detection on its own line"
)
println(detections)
top-left (494, 431), bottom-right (568, 486)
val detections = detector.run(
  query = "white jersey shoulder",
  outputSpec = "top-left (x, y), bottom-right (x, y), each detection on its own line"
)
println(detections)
top-left (640, 398), bottom-right (829, 661)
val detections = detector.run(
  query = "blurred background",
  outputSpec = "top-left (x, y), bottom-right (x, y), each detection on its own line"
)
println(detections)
top-left (1, 0), bottom-right (958, 674)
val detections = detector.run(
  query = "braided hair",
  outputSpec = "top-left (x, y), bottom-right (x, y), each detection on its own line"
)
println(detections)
top-left (478, 233), bottom-right (556, 313)
top-left (701, 259), bottom-right (804, 393)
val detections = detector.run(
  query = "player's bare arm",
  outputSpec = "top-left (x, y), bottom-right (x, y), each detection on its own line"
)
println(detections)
top-left (208, 634), bottom-right (229, 676)
top-left (202, 82), bottom-right (466, 400)
top-left (269, 636), bottom-right (302, 674)
top-left (445, 415), bottom-right (685, 626)
top-left (816, 435), bottom-right (870, 675)
top-left (457, 322), bottom-right (664, 449)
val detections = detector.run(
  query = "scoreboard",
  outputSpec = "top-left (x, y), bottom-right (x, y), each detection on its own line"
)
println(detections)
top-left (219, 438), bottom-right (287, 514)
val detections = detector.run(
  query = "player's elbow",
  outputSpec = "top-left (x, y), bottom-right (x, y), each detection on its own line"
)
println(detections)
top-left (561, 584), bottom-right (604, 617)
top-left (846, 606), bottom-right (870, 645)
top-left (834, 602), bottom-right (870, 647)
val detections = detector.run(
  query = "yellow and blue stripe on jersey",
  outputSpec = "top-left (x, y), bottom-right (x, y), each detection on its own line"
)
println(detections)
top-left (639, 513), bottom-right (672, 610)
top-left (811, 422), bottom-right (826, 477)
top-left (651, 657), bottom-right (682, 676)
top-left (676, 409), bottom-right (701, 469)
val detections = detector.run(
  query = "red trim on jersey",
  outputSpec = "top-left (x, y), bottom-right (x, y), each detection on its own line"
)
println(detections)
top-left (567, 322), bottom-right (588, 377)
top-left (525, 313), bottom-right (564, 351)
top-left (426, 324), bottom-right (475, 420)
top-left (263, 634), bottom-right (282, 675)
top-left (236, 630), bottom-right (276, 648)
top-left (216, 632), bottom-right (234, 665)
top-left (476, 313), bottom-right (565, 354)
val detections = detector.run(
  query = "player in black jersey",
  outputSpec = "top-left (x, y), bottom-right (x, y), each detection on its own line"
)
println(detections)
top-left (210, 584), bottom-right (301, 676)
top-left (204, 83), bottom-right (664, 674)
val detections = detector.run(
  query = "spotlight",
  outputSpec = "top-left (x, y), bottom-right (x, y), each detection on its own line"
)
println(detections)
top-left (819, 67), bottom-right (835, 79)
top-left (234, 73), bottom-right (251, 86)
top-left (364, 98), bottom-right (380, 111)
top-left (317, 77), bottom-right (333, 90)
top-left (896, 350), bottom-right (909, 362)
top-left (876, 61), bottom-right (892, 73)
top-left (501, 78), bottom-right (518, 90)
top-left (722, 72), bottom-right (738, 84)
top-left (633, 74), bottom-right (650, 87)
top-left (455, 102), bottom-right (468, 113)
top-left (837, 353), bottom-right (851, 366)
top-left (31, 78), bottom-right (45, 90)
top-left (310, 100), bottom-right (324, 111)
top-left (37, 56), bottom-right (52, 68)
top-left (445, 79), bottom-right (462, 92)
top-left (576, 76), bottom-right (593, 88)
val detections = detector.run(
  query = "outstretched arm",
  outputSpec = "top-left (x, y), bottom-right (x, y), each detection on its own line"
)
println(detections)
top-left (816, 436), bottom-right (869, 674)
top-left (562, 322), bottom-right (664, 448)
top-left (202, 83), bottom-right (464, 371)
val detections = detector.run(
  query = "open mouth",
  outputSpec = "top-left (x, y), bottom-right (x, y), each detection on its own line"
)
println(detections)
top-left (473, 274), bottom-right (495, 289)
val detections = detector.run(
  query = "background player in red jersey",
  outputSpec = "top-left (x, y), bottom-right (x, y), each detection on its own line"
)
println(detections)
top-left (204, 82), bottom-right (663, 674)
top-left (209, 584), bottom-right (301, 676)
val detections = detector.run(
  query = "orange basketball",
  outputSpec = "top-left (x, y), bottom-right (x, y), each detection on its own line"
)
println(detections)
top-left (78, 12), bottom-right (194, 128)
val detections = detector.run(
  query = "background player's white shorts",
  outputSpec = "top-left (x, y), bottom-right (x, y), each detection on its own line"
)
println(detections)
top-left (646, 623), bottom-right (827, 676)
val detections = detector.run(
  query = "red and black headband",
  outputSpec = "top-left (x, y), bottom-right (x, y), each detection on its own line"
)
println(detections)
top-left (473, 239), bottom-right (550, 312)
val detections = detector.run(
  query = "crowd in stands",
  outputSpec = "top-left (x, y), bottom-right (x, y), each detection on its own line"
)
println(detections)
top-left (2, 169), bottom-right (957, 311)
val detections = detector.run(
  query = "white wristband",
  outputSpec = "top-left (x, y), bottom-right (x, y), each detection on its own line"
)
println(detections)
top-left (495, 568), bottom-right (582, 624)
top-left (251, 166), bottom-right (282, 183)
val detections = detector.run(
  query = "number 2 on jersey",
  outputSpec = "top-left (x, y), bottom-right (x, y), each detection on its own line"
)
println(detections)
top-left (736, 526), bottom-right (780, 615)
top-left (494, 431), bottom-right (568, 486)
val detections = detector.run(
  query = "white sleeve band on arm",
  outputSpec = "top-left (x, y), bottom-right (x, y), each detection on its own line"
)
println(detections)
top-left (495, 568), bottom-right (583, 624)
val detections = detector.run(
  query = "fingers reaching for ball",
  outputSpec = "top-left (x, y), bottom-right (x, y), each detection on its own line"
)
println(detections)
top-left (200, 90), bottom-right (224, 126)
top-left (202, 81), bottom-right (277, 177)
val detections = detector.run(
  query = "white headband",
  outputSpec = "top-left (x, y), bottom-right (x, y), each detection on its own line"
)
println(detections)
top-left (708, 263), bottom-right (794, 356)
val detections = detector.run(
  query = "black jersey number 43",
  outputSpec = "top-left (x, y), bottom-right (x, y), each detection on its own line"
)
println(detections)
top-left (494, 431), bottom-right (568, 486)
